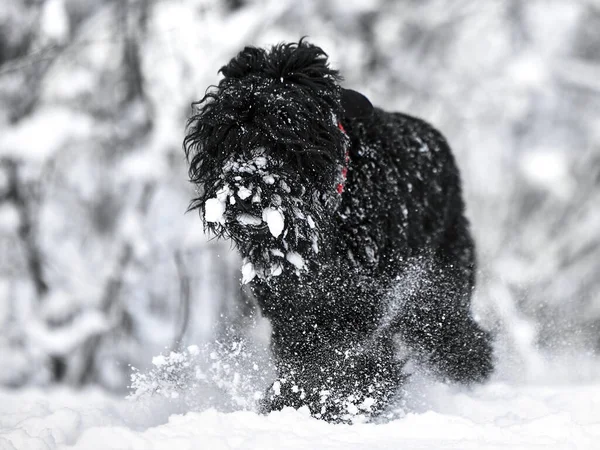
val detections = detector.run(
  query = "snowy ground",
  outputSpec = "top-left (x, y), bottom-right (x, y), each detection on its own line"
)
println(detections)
top-left (2, 376), bottom-right (600, 449)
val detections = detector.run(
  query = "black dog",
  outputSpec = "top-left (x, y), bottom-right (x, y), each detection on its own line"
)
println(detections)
top-left (184, 39), bottom-right (493, 422)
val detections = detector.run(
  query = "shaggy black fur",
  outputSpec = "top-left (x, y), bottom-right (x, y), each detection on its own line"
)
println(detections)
top-left (184, 39), bottom-right (494, 422)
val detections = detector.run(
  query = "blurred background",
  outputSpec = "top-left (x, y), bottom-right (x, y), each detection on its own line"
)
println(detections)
top-left (0, 0), bottom-right (599, 393)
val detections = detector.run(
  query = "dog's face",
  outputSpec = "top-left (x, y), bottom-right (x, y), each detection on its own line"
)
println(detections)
top-left (184, 40), bottom-right (371, 282)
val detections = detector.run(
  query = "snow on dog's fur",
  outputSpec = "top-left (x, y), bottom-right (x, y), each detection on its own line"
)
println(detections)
top-left (184, 39), bottom-right (493, 422)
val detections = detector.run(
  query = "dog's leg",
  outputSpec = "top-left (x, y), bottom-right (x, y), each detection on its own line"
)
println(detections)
top-left (393, 221), bottom-right (494, 384)
top-left (397, 291), bottom-right (493, 384)
top-left (260, 325), bottom-right (405, 422)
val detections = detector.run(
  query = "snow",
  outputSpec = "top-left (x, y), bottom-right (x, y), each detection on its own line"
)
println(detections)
top-left (262, 207), bottom-right (285, 238)
top-left (241, 260), bottom-right (256, 284)
top-left (187, 345), bottom-right (200, 356)
top-left (2, 379), bottom-right (600, 449)
top-left (262, 175), bottom-right (275, 185)
top-left (39, 0), bottom-right (69, 45)
top-left (520, 150), bottom-right (573, 199)
top-left (237, 186), bottom-right (253, 200)
top-left (0, 107), bottom-right (93, 163)
top-left (269, 264), bottom-right (283, 277)
top-left (151, 354), bottom-right (168, 367)
top-left (285, 251), bottom-right (305, 270)
top-left (254, 156), bottom-right (268, 168)
top-left (204, 198), bottom-right (226, 223)
top-left (27, 310), bottom-right (109, 356)
top-left (272, 380), bottom-right (282, 396)
top-left (0, 204), bottom-right (19, 232)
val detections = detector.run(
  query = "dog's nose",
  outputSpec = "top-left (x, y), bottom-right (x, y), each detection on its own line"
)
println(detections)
top-left (236, 194), bottom-right (255, 212)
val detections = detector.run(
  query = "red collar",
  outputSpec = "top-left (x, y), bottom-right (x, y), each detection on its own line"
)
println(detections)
top-left (337, 122), bottom-right (350, 194)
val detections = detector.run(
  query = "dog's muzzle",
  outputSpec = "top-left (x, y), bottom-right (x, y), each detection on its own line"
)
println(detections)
top-left (203, 149), bottom-right (322, 284)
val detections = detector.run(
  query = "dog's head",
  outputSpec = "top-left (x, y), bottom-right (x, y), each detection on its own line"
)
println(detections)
top-left (184, 39), bottom-right (372, 282)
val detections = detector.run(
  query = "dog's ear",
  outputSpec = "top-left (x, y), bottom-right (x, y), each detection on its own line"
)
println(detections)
top-left (341, 88), bottom-right (373, 119)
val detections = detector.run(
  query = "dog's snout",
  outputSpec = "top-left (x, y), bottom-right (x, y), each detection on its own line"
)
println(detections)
top-left (235, 193), bottom-right (255, 212)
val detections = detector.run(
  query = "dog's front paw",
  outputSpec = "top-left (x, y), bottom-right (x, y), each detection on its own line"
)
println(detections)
top-left (258, 371), bottom-right (394, 423)
top-left (258, 378), bottom-right (309, 414)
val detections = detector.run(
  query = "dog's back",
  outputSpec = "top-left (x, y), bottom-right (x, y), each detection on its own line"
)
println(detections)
top-left (339, 109), bottom-right (469, 269)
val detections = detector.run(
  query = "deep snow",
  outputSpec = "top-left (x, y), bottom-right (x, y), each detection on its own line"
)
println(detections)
top-left (2, 378), bottom-right (600, 449)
